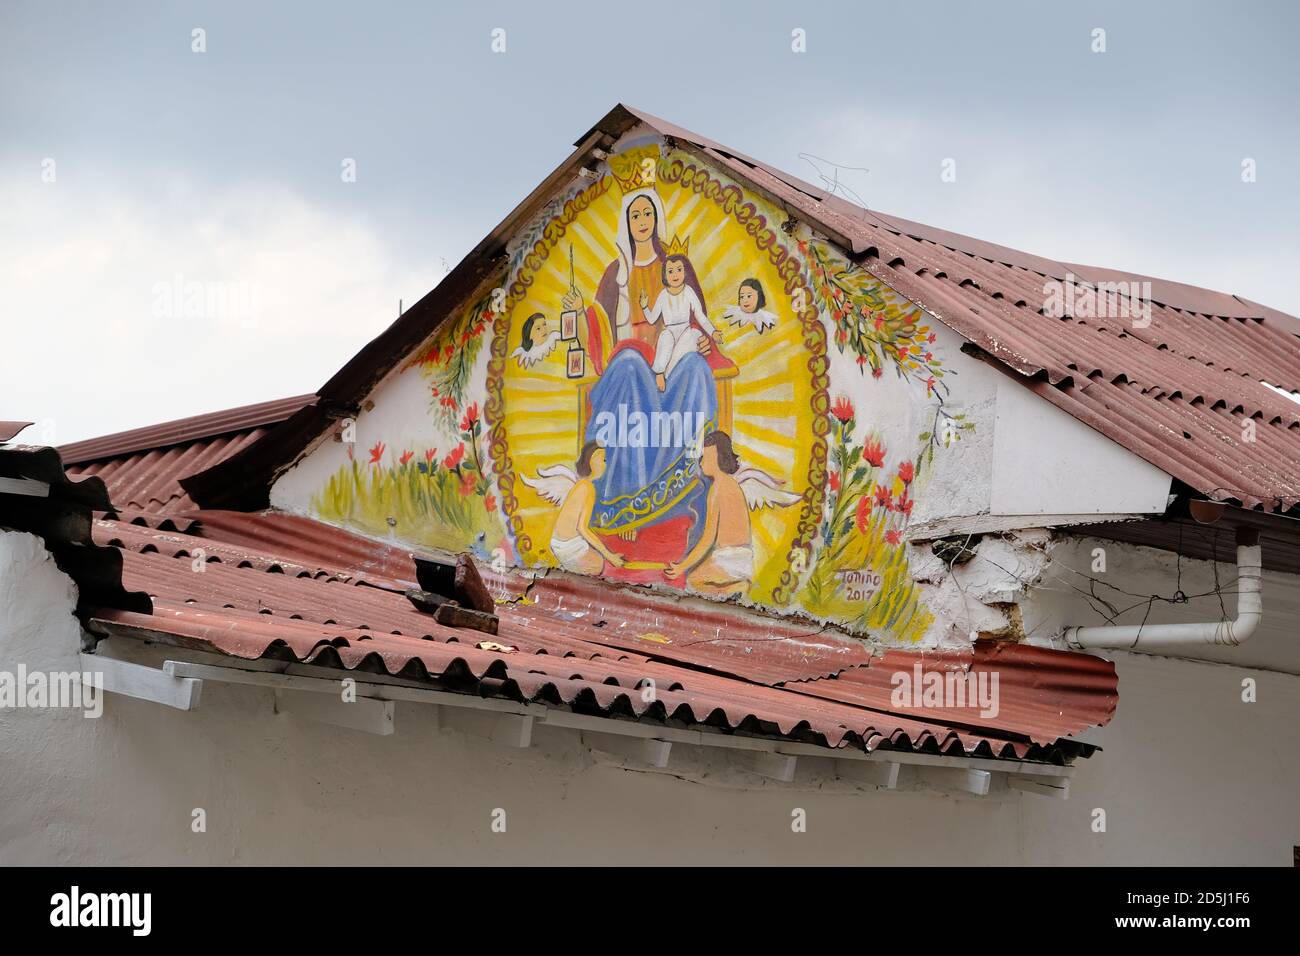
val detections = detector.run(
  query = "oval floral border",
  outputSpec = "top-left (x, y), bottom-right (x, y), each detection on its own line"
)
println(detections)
top-left (485, 150), bottom-right (829, 606)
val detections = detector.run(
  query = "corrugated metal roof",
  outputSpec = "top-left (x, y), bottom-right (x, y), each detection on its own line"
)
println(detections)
top-left (0, 422), bottom-right (33, 443)
top-left (82, 510), bottom-right (1116, 763)
top-left (63, 395), bottom-right (312, 513)
top-left (60, 394), bottom-right (314, 465)
top-left (647, 109), bottom-right (1300, 512)
top-left (0, 445), bottom-right (151, 615)
top-left (175, 105), bottom-right (1300, 513)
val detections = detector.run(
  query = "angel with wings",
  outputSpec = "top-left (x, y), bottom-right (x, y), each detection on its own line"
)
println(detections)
top-left (510, 312), bottom-right (562, 369)
top-left (524, 431), bottom-right (799, 591)
top-left (665, 430), bottom-right (801, 595)
top-left (521, 441), bottom-right (625, 574)
top-left (721, 278), bottom-right (778, 335)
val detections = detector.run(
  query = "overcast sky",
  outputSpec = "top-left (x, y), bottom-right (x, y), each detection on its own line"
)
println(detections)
top-left (3, 0), bottom-right (1297, 444)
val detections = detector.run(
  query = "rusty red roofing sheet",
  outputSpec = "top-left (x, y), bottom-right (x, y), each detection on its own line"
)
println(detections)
top-left (84, 512), bottom-right (1116, 762)
top-left (0, 422), bottom-right (33, 443)
top-left (0, 446), bottom-right (150, 615)
top-left (172, 105), bottom-right (1299, 514)
top-left (62, 395), bottom-right (311, 514)
top-left (662, 119), bottom-right (1300, 512)
top-left (59, 394), bottom-right (313, 465)
top-left (67, 427), bottom-right (275, 513)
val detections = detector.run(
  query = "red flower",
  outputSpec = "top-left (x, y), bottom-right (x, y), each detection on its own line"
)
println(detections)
top-left (862, 438), bottom-right (885, 469)
top-left (424, 448), bottom-right (437, 466)
top-left (460, 402), bottom-right (480, 432)
top-left (896, 494), bottom-right (914, 516)
top-left (885, 530), bottom-right (902, 546)
top-left (873, 484), bottom-right (893, 509)
top-left (856, 354), bottom-right (867, 367)
top-left (829, 471), bottom-right (841, 492)
top-left (855, 495), bottom-right (871, 535)
top-left (873, 314), bottom-right (885, 331)
top-left (871, 367), bottom-right (883, 379)
top-left (831, 396), bottom-right (855, 425)
top-left (926, 376), bottom-right (937, 396)
top-left (927, 333), bottom-right (937, 343)
top-left (368, 441), bottom-right (385, 465)
top-left (399, 450), bottom-right (414, 466)
top-left (898, 460), bottom-right (915, 484)
top-left (439, 394), bottom-right (459, 411)
top-left (458, 470), bottom-right (476, 496)
top-left (484, 494), bottom-right (497, 513)
top-left (443, 443), bottom-right (465, 470)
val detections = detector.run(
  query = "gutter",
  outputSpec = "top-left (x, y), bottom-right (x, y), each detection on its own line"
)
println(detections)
top-left (1063, 526), bottom-right (1262, 651)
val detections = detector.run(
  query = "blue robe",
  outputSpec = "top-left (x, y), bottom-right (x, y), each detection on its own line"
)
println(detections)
top-left (583, 346), bottom-right (717, 547)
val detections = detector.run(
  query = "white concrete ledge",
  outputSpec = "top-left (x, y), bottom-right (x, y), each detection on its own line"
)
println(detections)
top-left (81, 648), bottom-right (1077, 796)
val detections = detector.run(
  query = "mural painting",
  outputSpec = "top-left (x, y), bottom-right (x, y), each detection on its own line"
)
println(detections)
top-left (309, 139), bottom-right (972, 641)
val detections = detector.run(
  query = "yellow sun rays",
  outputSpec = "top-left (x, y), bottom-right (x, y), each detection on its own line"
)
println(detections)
top-left (499, 174), bottom-right (814, 585)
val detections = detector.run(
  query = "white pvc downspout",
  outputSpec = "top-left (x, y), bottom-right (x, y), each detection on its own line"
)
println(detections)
top-left (1064, 527), bottom-right (1262, 651)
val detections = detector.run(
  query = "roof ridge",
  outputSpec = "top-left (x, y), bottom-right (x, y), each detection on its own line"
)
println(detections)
top-left (59, 393), bottom-right (315, 465)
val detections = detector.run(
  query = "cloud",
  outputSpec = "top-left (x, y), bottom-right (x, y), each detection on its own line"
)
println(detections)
top-left (1, 172), bottom-right (439, 444)
top-left (788, 103), bottom-right (1300, 318)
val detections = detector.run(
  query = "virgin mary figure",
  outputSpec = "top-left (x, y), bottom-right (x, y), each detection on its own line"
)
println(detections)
top-left (559, 155), bottom-right (733, 581)
top-left (561, 180), bottom-right (676, 355)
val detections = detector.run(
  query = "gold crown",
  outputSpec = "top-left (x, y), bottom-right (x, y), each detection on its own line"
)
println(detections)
top-left (664, 233), bottom-right (690, 257)
top-left (607, 145), bottom-right (662, 195)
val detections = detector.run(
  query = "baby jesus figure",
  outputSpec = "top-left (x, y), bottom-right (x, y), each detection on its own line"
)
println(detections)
top-left (640, 252), bottom-right (721, 391)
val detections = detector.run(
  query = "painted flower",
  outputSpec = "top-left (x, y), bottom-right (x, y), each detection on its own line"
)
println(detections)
top-left (896, 493), bottom-right (914, 517)
top-left (399, 450), bottom-right (414, 466)
top-left (926, 376), bottom-right (937, 397)
top-left (460, 402), bottom-right (480, 432)
top-left (873, 484), bottom-right (893, 509)
top-left (831, 396), bottom-right (855, 425)
top-left (443, 443), bottom-right (465, 470)
top-left (855, 495), bottom-right (871, 535)
top-left (898, 460), bottom-right (915, 484)
top-left (862, 438), bottom-right (885, 469)
top-left (885, 529), bottom-right (903, 546)
top-left (871, 367), bottom-right (883, 380)
top-left (484, 494), bottom-right (497, 513)
top-left (368, 441), bottom-right (385, 465)
top-left (458, 470), bottom-right (476, 496)
top-left (829, 471), bottom-right (841, 492)
top-left (425, 448), bottom-right (437, 466)
top-left (927, 332), bottom-right (937, 343)
top-left (873, 313), bottom-right (885, 331)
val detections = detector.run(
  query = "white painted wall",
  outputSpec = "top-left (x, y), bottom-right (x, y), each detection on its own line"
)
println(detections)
top-left (272, 276), bottom-right (1171, 541)
top-left (990, 379), bottom-right (1171, 516)
top-left (1030, 534), bottom-right (1300, 675)
top-left (2, 529), bottom-right (1296, 865)
top-left (910, 326), bottom-right (1170, 527)
top-left (910, 527), bottom-right (1300, 673)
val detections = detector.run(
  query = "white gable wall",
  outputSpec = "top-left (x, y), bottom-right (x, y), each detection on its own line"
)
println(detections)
top-left (908, 324), bottom-right (1171, 529)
